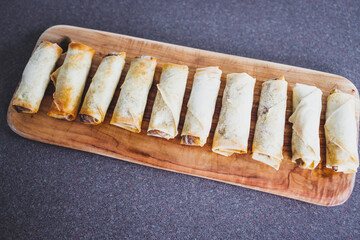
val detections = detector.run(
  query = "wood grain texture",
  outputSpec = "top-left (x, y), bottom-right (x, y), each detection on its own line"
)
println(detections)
top-left (7, 25), bottom-right (359, 206)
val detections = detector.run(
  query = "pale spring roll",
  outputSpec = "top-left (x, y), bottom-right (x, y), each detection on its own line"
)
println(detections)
top-left (181, 66), bottom-right (222, 147)
top-left (252, 76), bottom-right (288, 170)
top-left (110, 56), bottom-right (157, 133)
top-left (79, 52), bottom-right (126, 125)
top-left (147, 63), bottom-right (189, 139)
top-left (12, 41), bottom-right (63, 113)
top-left (289, 83), bottom-right (322, 169)
top-left (325, 89), bottom-right (359, 173)
top-left (47, 42), bottom-right (95, 121)
top-left (212, 73), bottom-right (256, 156)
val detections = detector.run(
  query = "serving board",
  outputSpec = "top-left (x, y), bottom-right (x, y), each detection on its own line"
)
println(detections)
top-left (8, 25), bottom-right (359, 206)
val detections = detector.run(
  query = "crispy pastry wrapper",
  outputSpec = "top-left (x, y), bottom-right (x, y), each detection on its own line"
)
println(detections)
top-left (212, 73), bottom-right (256, 156)
top-left (289, 83), bottom-right (322, 169)
top-left (12, 41), bottom-right (63, 113)
top-left (47, 42), bottom-right (95, 121)
top-left (252, 76), bottom-right (288, 170)
top-left (79, 52), bottom-right (126, 124)
top-left (181, 66), bottom-right (222, 147)
top-left (110, 56), bottom-right (157, 133)
top-left (147, 63), bottom-right (189, 139)
top-left (325, 89), bottom-right (359, 173)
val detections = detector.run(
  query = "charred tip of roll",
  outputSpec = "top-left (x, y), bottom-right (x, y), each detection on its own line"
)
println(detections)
top-left (65, 115), bottom-right (75, 121)
top-left (80, 114), bottom-right (99, 124)
top-left (105, 52), bottom-right (122, 57)
top-left (181, 135), bottom-right (198, 145)
top-left (147, 129), bottom-right (171, 139)
top-left (13, 105), bottom-right (31, 113)
top-left (295, 158), bottom-right (305, 167)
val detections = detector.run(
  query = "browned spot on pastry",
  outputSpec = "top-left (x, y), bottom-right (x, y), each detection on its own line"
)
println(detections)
top-left (218, 127), bottom-right (225, 135)
top-left (260, 106), bottom-right (269, 115)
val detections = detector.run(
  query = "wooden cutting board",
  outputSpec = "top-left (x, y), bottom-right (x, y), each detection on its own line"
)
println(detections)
top-left (7, 25), bottom-right (359, 206)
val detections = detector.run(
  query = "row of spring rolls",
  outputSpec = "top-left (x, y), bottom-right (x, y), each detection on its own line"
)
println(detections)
top-left (252, 78), bottom-right (358, 173)
top-left (12, 41), bottom-right (359, 173)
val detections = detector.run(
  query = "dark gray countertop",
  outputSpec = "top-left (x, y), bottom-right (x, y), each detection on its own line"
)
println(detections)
top-left (1, 0), bottom-right (359, 239)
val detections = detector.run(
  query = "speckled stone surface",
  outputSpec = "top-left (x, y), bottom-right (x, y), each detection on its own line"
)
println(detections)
top-left (1, 0), bottom-right (359, 239)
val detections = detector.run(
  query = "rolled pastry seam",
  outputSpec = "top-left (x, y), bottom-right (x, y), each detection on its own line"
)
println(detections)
top-left (289, 83), bottom-right (322, 169)
top-left (47, 42), bottom-right (95, 121)
top-left (79, 52), bottom-right (126, 124)
top-left (147, 63), bottom-right (189, 139)
top-left (12, 41), bottom-right (63, 113)
top-left (110, 56), bottom-right (157, 133)
top-left (325, 89), bottom-right (359, 173)
top-left (252, 76), bottom-right (288, 170)
top-left (181, 66), bottom-right (222, 147)
top-left (212, 73), bottom-right (256, 156)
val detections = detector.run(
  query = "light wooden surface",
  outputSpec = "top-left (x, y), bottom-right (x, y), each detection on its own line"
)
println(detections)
top-left (7, 25), bottom-right (359, 206)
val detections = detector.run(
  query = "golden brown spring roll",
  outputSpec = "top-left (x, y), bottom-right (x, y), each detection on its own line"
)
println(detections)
top-left (47, 42), bottom-right (95, 121)
top-left (79, 52), bottom-right (126, 124)
top-left (325, 89), bottom-right (359, 173)
top-left (289, 83), bottom-right (322, 169)
top-left (147, 63), bottom-right (189, 139)
top-left (110, 56), bottom-right (157, 133)
top-left (252, 76), bottom-right (288, 170)
top-left (11, 41), bottom-right (63, 113)
top-left (181, 66), bottom-right (222, 147)
top-left (212, 73), bottom-right (256, 156)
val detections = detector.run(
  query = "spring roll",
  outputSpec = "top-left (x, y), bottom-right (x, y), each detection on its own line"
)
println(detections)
top-left (212, 73), bottom-right (256, 156)
top-left (252, 76), bottom-right (288, 170)
top-left (79, 52), bottom-right (126, 124)
top-left (325, 89), bottom-right (359, 173)
top-left (110, 56), bottom-right (157, 133)
top-left (147, 63), bottom-right (189, 139)
top-left (47, 42), bottom-right (95, 121)
top-left (181, 66), bottom-right (222, 147)
top-left (12, 41), bottom-right (63, 113)
top-left (289, 83), bottom-right (322, 169)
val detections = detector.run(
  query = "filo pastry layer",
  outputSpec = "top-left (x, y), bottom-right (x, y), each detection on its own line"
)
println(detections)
top-left (252, 76), bottom-right (288, 170)
top-left (181, 66), bottom-right (222, 147)
top-left (325, 89), bottom-right (359, 173)
top-left (212, 73), bottom-right (256, 156)
top-left (12, 41), bottom-right (63, 113)
top-left (148, 63), bottom-right (189, 139)
top-left (79, 52), bottom-right (126, 124)
top-left (110, 56), bottom-right (157, 133)
top-left (47, 42), bottom-right (95, 121)
top-left (289, 83), bottom-right (322, 169)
